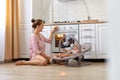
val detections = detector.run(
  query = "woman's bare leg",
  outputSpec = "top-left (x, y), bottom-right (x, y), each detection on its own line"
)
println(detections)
top-left (40, 53), bottom-right (50, 63)
top-left (15, 55), bottom-right (48, 66)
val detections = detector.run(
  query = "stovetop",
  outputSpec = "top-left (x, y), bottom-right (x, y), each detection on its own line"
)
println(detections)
top-left (54, 20), bottom-right (81, 23)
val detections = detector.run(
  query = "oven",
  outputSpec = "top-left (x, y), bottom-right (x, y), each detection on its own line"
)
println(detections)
top-left (51, 25), bottom-right (79, 53)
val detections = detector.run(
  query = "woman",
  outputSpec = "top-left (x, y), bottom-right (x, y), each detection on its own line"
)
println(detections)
top-left (15, 18), bottom-right (58, 66)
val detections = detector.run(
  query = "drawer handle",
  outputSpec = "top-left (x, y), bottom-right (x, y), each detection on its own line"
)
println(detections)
top-left (83, 36), bottom-right (93, 38)
top-left (70, 27), bottom-right (72, 29)
top-left (83, 29), bottom-right (92, 31)
top-left (84, 43), bottom-right (92, 45)
top-left (42, 31), bottom-right (45, 32)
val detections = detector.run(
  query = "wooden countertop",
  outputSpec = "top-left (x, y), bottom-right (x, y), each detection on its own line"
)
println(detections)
top-left (45, 20), bottom-right (107, 26)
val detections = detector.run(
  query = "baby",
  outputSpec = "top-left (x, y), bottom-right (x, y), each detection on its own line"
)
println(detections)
top-left (55, 45), bottom-right (81, 58)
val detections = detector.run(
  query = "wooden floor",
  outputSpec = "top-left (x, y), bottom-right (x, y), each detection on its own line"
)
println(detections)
top-left (0, 62), bottom-right (107, 80)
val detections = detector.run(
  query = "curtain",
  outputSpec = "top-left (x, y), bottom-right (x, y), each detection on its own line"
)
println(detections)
top-left (5, 0), bottom-right (19, 60)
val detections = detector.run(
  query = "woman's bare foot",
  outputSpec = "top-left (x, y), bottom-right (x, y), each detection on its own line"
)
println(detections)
top-left (15, 60), bottom-right (26, 66)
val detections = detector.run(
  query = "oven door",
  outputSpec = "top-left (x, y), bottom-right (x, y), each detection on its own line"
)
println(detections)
top-left (52, 30), bottom-right (78, 53)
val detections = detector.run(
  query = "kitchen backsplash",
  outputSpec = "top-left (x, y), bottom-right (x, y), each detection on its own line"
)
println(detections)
top-left (50, 0), bottom-right (106, 23)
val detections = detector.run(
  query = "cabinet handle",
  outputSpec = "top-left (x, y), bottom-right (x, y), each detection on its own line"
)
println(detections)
top-left (84, 43), bottom-right (92, 45)
top-left (83, 36), bottom-right (93, 38)
top-left (83, 29), bottom-right (92, 31)
top-left (64, 27), bottom-right (66, 30)
top-left (42, 31), bottom-right (45, 32)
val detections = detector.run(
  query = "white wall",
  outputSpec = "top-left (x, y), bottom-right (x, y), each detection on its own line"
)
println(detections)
top-left (32, 0), bottom-right (106, 23)
top-left (32, 0), bottom-right (52, 23)
top-left (32, 0), bottom-right (43, 19)
top-left (0, 26), bottom-right (5, 61)
top-left (52, 0), bottom-right (106, 22)
top-left (18, 0), bottom-right (32, 58)
top-left (106, 0), bottom-right (120, 80)
top-left (10, 0), bottom-right (120, 79)
top-left (0, 0), bottom-right (6, 61)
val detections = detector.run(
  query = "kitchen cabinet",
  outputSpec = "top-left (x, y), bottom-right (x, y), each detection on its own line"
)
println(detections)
top-left (40, 26), bottom-right (52, 55)
top-left (46, 23), bottom-right (108, 59)
top-left (19, 25), bottom-right (52, 58)
top-left (0, 25), bottom-right (5, 62)
top-left (79, 24), bottom-right (96, 59)
top-left (79, 23), bottom-right (109, 59)
top-left (96, 23), bottom-right (109, 59)
top-left (18, 22), bottom-right (108, 59)
top-left (19, 24), bottom-right (32, 58)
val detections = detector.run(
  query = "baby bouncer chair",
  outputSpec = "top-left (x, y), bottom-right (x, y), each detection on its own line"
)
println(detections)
top-left (50, 34), bottom-right (92, 67)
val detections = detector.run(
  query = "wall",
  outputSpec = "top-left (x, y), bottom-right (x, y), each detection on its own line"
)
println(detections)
top-left (107, 0), bottom-right (120, 80)
top-left (0, 26), bottom-right (5, 61)
top-left (32, 0), bottom-right (106, 23)
top-left (18, 0), bottom-right (32, 58)
top-left (32, 0), bottom-right (43, 19)
top-left (19, 0), bottom-right (106, 58)
top-left (32, 0), bottom-right (52, 23)
top-left (0, 0), bottom-right (6, 61)
top-left (52, 0), bottom-right (106, 22)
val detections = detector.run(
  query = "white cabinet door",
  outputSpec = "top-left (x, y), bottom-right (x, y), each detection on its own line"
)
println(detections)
top-left (79, 24), bottom-right (96, 59)
top-left (18, 0), bottom-right (32, 58)
top-left (19, 24), bottom-right (32, 58)
top-left (0, 23), bottom-right (5, 61)
top-left (96, 23), bottom-right (109, 59)
top-left (40, 26), bottom-right (51, 55)
top-left (19, 25), bottom-right (51, 58)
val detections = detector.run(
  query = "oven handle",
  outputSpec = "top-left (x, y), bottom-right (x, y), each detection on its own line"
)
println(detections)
top-left (57, 31), bottom-right (77, 33)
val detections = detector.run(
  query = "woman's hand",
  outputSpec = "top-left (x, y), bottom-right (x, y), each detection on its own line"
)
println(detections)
top-left (52, 26), bottom-right (58, 33)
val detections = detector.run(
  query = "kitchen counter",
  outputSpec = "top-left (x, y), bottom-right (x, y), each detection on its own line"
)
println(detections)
top-left (45, 20), bottom-right (107, 26)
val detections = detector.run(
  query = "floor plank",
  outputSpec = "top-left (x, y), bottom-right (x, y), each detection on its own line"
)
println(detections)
top-left (0, 62), bottom-right (107, 80)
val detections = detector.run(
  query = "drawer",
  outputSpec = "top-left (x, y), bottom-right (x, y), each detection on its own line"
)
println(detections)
top-left (79, 31), bottom-right (95, 38)
top-left (57, 25), bottom-right (67, 30)
top-left (79, 24), bottom-right (95, 31)
top-left (56, 25), bottom-right (78, 31)
top-left (68, 25), bottom-right (78, 30)
top-left (79, 38), bottom-right (96, 45)
top-left (82, 45), bottom-right (96, 55)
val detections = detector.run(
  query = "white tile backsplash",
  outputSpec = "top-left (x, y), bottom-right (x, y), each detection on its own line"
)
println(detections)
top-left (52, 0), bottom-right (106, 22)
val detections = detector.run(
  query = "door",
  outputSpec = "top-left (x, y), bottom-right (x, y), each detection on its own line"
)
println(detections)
top-left (96, 23), bottom-right (109, 59)
top-left (51, 25), bottom-right (79, 53)
top-left (40, 26), bottom-right (52, 55)
top-left (79, 24), bottom-right (96, 59)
